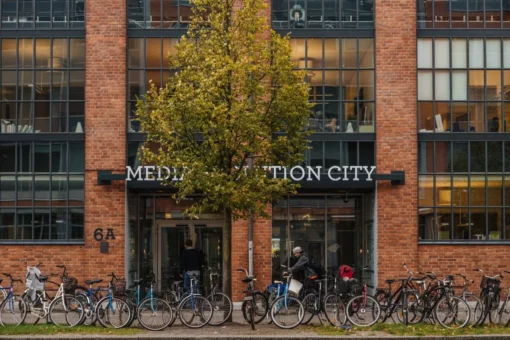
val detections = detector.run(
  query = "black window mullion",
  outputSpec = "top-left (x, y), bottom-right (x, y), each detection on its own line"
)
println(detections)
top-left (449, 0), bottom-right (452, 29)
top-left (483, 0), bottom-right (486, 29)
top-left (450, 143), bottom-right (453, 240)
top-left (66, 141), bottom-right (69, 239)
top-left (160, 0), bottom-right (163, 29)
top-left (432, 37), bottom-right (436, 133)
top-left (32, 38), bottom-right (35, 132)
top-left (431, 0), bottom-right (434, 29)
top-left (15, 38), bottom-right (19, 130)
top-left (50, 0), bottom-right (53, 29)
top-left (433, 142), bottom-right (437, 239)
top-left (467, 38), bottom-right (471, 130)
top-left (49, 142), bottom-right (52, 239)
top-left (32, 0), bottom-right (35, 29)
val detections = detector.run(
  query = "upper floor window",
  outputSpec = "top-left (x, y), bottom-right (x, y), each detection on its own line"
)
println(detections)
top-left (418, 37), bottom-right (510, 133)
top-left (0, 38), bottom-right (85, 134)
top-left (128, 37), bottom-right (177, 132)
top-left (418, 0), bottom-right (510, 28)
top-left (291, 38), bottom-right (375, 133)
top-left (0, 0), bottom-right (85, 29)
top-left (273, 0), bottom-right (374, 29)
top-left (128, 0), bottom-right (192, 29)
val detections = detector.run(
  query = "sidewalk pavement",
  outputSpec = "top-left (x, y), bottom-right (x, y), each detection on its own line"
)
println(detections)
top-left (2, 311), bottom-right (510, 339)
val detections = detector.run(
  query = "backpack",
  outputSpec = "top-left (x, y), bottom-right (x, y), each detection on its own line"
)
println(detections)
top-left (308, 258), bottom-right (324, 278)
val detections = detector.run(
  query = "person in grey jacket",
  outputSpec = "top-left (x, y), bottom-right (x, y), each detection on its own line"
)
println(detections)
top-left (287, 246), bottom-right (316, 280)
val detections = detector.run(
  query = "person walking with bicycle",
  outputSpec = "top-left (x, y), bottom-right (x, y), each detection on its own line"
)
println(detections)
top-left (180, 239), bottom-right (203, 294)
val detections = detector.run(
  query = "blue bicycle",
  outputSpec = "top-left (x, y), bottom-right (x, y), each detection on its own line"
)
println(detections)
top-left (0, 273), bottom-right (27, 325)
top-left (125, 273), bottom-right (173, 331)
top-left (76, 274), bottom-right (131, 328)
top-left (269, 272), bottom-right (304, 329)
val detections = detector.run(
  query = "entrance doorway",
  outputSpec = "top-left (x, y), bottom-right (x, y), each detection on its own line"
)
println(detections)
top-left (157, 221), bottom-right (223, 292)
top-left (127, 195), bottom-right (224, 293)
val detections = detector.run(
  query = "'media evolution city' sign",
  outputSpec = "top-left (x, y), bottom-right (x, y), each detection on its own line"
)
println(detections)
top-left (126, 165), bottom-right (377, 182)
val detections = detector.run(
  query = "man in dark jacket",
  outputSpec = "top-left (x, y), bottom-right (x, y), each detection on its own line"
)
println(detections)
top-left (180, 239), bottom-right (203, 293)
top-left (287, 246), bottom-right (316, 280)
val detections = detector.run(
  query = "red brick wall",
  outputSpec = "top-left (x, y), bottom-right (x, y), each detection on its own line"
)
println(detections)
top-left (418, 245), bottom-right (510, 291)
top-left (231, 210), bottom-right (273, 303)
top-left (84, 0), bottom-right (127, 279)
top-left (375, 0), bottom-right (419, 284)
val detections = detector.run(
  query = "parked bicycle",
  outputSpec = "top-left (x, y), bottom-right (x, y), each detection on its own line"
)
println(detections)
top-left (473, 268), bottom-right (503, 326)
top-left (237, 268), bottom-right (268, 329)
top-left (0, 273), bottom-right (27, 325)
top-left (270, 271), bottom-right (304, 329)
top-left (453, 273), bottom-right (483, 325)
top-left (345, 267), bottom-right (381, 327)
top-left (76, 274), bottom-right (131, 328)
top-left (498, 270), bottom-right (510, 327)
top-left (176, 272), bottom-right (213, 328)
top-left (204, 267), bottom-right (232, 326)
top-left (124, 273), bottom-right (173, 331)
top-left (23, 264), bottom-right (84, 327)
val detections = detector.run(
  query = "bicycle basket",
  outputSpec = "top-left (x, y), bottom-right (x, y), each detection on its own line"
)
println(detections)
top-left (64, 277), bottom-right (78, 294)
top-left (348, 278), bottom-right (362, 295)
top-left (288, 279), bottom-right (303, 296)
top-left (113, 278), bottom-right (126, 296)
top-left (480, 276), bottom-right (488, 289)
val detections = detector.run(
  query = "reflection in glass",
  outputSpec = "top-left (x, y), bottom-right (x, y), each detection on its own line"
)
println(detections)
top-left (470, 175), bottom-right (486, 206)
top-left (419, 175), bottom-right (434, 207)
top-left (436, 207), bottom-right (451, 240)
top-left (436, 142), bottom-right (451, 172)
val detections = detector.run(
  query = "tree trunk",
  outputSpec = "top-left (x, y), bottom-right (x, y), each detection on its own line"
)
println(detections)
top-left (223, 207), bottom-right (233, 320)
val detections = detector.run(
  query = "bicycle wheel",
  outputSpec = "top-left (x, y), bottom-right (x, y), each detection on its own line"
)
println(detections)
top-left (21, 291), bottom-right (45, 325)
top-left (48, 294), bottom-right (84, 327)
top-left (346, 295), bottom-right (381, 327)
top-left (463, 294), bottom-right (483, 326)
top-left (0, 295), bottom-right (27, 325)
top-left (96, 297), bottom-right (131, 328)
top-left (137, 297), bottom-right (173, 331)
top-left (164, 291), bottom-right (179, 326)
top-left (178, 295), bottom-right (213, 328)
top-left (434, 296), bottom-right (470, 329)
top-left (301, 293), bottom-right (318, 324)
top-left (207, 292), bottom-right (232, 326)
top-left (323, 293), bottom-right (347, 327)
top-left (241, 291), bottom-right (268, 324)
top-left (75, 293), bottom-right (97, 326)
top-left (489, 294), bottom-right (501, 324)
top-left (396, 292), bottom-right (423, 324)
top-left (270, 295), bottom-right (304, 329)
top-left (374, 290), bottom-right (389, 322)
top-left (499, 298), bottom-right (510, 327)
top-left (244, 299), bottom-right (255, 330)
top-left (119, 294), bottom-right (136, 327)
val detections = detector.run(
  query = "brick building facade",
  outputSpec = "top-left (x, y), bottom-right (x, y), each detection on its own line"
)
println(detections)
top-left (1, 0), bottom-right (510, 302)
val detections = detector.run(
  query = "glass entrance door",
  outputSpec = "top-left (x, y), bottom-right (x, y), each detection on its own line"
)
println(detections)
top-left (156, 221), bottom-right (223, 292)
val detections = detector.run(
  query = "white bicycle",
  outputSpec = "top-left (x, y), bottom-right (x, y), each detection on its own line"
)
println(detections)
top-left (23, 264), bottom-right (85, 327)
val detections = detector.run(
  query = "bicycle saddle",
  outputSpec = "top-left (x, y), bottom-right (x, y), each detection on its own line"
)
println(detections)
top-left (85, 279), bottom-right (103, 285)
top-left (133, 279), bottom-right (144, 284)
top-left (385, 279), bottom-right (397, 284)
top-left (37, 275), bottom-right (48, 282)
top-left (173, 280), bottom-right (183, 285)
top-left (273, 280), bottom-right (283, 285)
top-left (242, 277), bottom-right (254, 283)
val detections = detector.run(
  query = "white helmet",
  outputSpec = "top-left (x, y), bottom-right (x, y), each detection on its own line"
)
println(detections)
top-left (293, 246), bottom-right (303, 254)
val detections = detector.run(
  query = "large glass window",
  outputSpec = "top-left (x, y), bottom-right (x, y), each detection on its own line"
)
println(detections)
top-left (292, 38), bottom-right (375, 133)
top-left (0, 0), bottom-right (84, 29)
top-left (128, 0), bottom-right (191, 29)
top-left (0, 38), bottom-right (85, 134)
top-left (418, 141), bottom-right (510, 241)
top-left (0, 142), bottom-right (84, 242)
top-left (418, 0), bottom-right (510, 28)
top-left (418, 37), bottom-right (510, 133)
top-left (128, 38), bottom-right (177, 132)
top-left (272, 0), bottom-right (374, 29)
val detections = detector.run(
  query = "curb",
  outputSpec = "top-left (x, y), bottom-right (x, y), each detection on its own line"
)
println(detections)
top-left (2, 336), bottom-right (510, 340)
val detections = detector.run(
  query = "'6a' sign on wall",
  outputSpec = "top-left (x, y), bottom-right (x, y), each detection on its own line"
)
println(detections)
top-left (93, 228), bottom-right (116, 241)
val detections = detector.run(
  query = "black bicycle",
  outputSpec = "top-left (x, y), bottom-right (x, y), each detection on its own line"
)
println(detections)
top-left (473, 268), bottom-right (503, 326)
top-left (238, 268), bottom-right (268, 330)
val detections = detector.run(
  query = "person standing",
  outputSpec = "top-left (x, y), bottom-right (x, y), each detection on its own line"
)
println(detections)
top-left (180, 239), bottom-right (203, 294)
